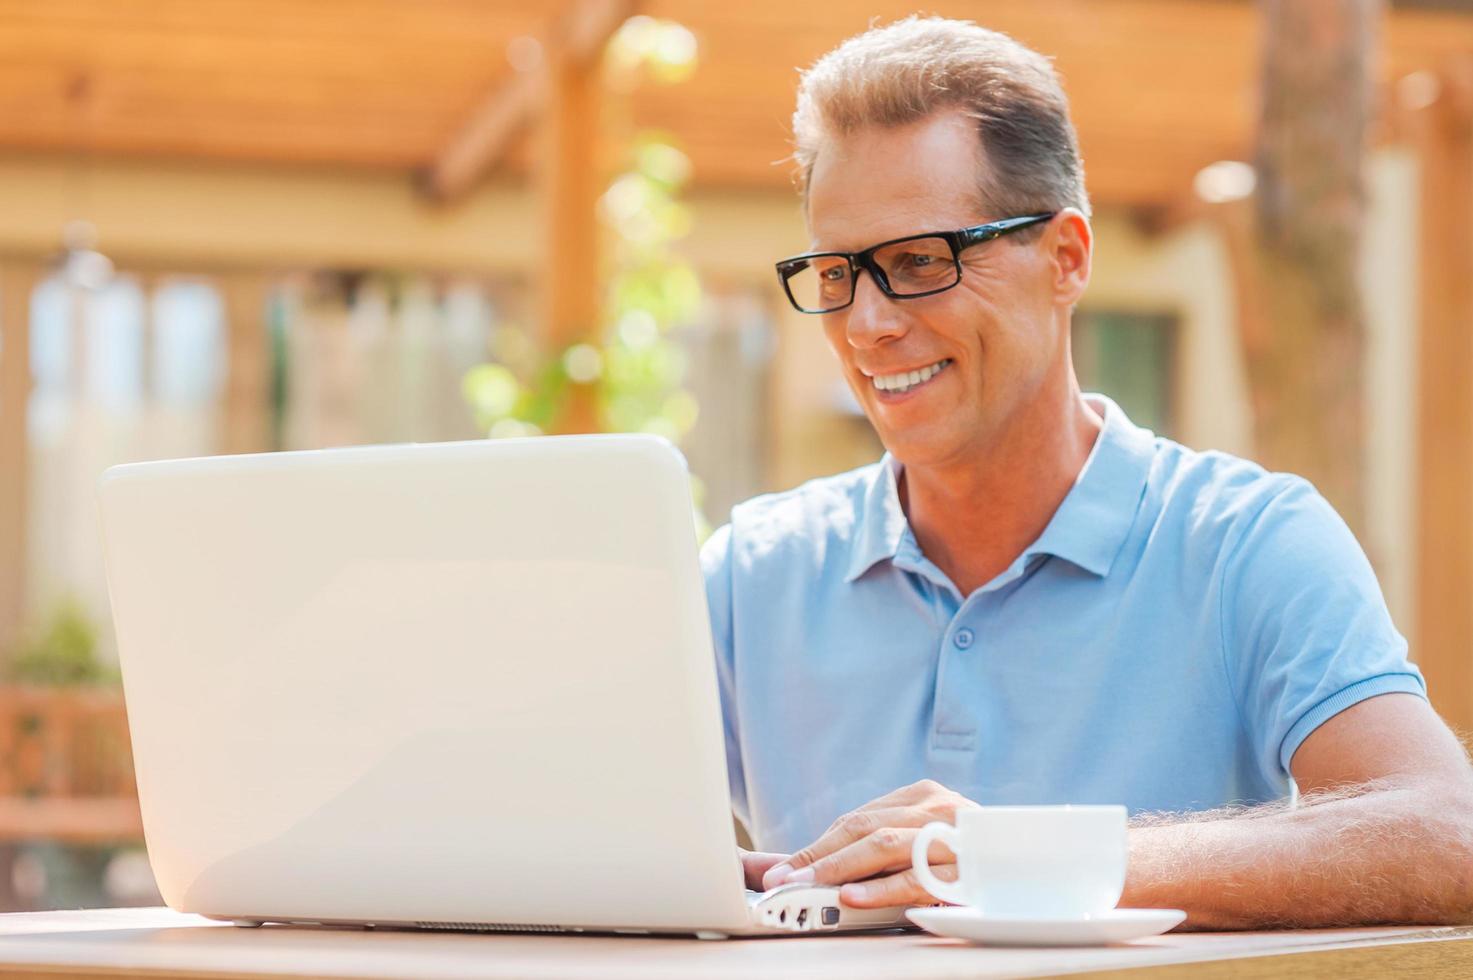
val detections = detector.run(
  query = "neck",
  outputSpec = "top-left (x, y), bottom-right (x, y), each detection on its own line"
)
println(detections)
top-left (900, 382), bottom-right (1103, 597)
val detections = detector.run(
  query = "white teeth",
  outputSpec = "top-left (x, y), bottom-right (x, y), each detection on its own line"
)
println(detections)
top-left (872, 359), bottom-right (950, 393)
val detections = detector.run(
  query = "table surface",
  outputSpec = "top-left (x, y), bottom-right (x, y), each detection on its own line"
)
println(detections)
top-left (0, 908), bottom-right (1469, 980)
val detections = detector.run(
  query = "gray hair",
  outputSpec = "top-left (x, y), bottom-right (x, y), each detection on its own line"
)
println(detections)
top-left (791, 16), bottom-right (1091, 231)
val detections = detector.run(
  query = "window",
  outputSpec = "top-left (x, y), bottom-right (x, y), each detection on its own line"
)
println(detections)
top-left (1072, 310), bottom-right (1178, 437)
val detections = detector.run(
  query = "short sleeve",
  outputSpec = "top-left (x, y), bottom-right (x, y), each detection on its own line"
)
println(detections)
top-left (1221, 478), bottom-right (1426, 785)
top-left (700, 522), bottom-right (749, 827)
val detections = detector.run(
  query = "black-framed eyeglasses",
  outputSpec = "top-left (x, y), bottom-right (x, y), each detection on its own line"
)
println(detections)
top-left (774, 212), bottom-right (1056, 314)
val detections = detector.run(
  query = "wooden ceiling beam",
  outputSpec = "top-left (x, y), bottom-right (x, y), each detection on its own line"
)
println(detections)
top-left (419, 0), bottom-right (633, 204)
top-left (418, 67), bottom-right (541, 202)
top-left (0, 0), bottom-right (1469, 211)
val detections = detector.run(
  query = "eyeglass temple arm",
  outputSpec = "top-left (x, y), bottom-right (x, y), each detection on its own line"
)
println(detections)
top-left (959, 212), bottom-right (1056, 247)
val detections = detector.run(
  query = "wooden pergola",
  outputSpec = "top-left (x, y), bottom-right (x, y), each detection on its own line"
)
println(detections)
top-left (0, 0), bottom-right (1470, 735)
top-left (0, 1), bottom-right (1467, 206)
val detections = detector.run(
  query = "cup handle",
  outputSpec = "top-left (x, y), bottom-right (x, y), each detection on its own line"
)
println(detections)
top-left (911, 821), bottom-right (966, 905)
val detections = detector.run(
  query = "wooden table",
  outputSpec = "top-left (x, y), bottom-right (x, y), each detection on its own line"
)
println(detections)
top-left (0, 908), bottom-right (1468, 979)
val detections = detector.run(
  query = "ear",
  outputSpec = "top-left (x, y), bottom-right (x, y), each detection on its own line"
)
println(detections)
top-left (1048, 209), bottom-right (1092, 308)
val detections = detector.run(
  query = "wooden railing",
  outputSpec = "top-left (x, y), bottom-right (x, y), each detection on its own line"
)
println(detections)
top-left (0, 687), bottom-right (142, 843)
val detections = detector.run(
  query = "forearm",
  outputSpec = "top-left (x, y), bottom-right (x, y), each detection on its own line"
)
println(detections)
top-left (1122, 779), bottom-right (1473, 929)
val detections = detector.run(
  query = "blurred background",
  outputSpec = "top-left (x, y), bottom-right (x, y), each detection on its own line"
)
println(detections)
top-left (0, 0), bottom-right (1469, 911)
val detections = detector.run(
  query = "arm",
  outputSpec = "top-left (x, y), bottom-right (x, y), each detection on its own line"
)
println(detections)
top-left (763, 483), bottom-right (1471, 922)
top-left (700, 524), bottom-right (755, 841)
top-left (1123, 692), bottom-right (1473, 928)
top-left (763, 694), bottom-right (1473, 926)
top-left (1123, 477), bottom-right (1473, 927)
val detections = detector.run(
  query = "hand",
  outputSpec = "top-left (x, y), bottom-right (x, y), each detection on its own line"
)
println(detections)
top-left (739, 847), bottom-right (791, 891)
top-left (761, 779), bottom-right (975, 907)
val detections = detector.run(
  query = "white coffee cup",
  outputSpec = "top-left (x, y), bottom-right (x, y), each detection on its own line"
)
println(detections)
top-left (912, 804), bottom-right (1127, 918)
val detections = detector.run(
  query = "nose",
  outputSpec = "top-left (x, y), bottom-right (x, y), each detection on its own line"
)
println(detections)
top-left (840, 269), bottom-right (906, 350)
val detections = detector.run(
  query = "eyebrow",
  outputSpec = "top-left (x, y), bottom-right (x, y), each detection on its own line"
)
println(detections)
top-left (806, 228), bottom-right (936, 254)
top-left (809, 219), bottom-right (983, 254)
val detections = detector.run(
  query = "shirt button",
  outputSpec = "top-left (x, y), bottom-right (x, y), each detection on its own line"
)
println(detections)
top-left (953, 628), bottom-right (975, 650)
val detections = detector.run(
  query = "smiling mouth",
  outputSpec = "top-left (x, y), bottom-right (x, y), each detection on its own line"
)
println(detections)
top-left (870, 358), bottom-right (953, 395)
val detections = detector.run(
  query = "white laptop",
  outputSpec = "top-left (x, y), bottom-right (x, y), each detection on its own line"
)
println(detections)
top-left (98, 435), bottom-right (910, 938)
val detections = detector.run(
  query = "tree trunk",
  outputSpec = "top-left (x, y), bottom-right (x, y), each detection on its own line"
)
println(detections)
top-left (1249, 0), bottom-right (1381, 536)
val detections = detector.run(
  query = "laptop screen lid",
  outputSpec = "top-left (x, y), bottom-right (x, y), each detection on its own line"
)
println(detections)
top-left (99, 435), bottom-right (751, 932)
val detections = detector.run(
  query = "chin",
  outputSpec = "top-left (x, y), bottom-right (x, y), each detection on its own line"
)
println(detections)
top-left (873, 427), bottom-right (961, 468)
top-left (877, 408), bottom-right (996, 465)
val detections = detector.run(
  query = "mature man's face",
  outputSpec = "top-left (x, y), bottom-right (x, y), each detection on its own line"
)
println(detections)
top-left (807, 110), bottom-right (1072, 469)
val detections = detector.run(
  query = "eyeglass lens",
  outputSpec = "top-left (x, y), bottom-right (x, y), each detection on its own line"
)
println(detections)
top-left (784, 236), bottom-right (958, 312)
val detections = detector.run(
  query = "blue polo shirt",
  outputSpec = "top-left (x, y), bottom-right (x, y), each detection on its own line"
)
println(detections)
top-left (700, 395), bottom-right (1425, 853)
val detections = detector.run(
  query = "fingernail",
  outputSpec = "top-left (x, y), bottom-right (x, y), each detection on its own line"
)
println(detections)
top-left (764, 863), bottom-right (792, 888)
top-left (843, 883), bottom-right (869, 903)
top-left (786, 866), bottom-right (814, 883)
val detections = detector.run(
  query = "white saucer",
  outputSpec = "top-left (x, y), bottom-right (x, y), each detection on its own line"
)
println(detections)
top-left (906, 907), bottom-right (1186, 946)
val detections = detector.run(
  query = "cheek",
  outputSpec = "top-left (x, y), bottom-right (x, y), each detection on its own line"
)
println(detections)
top-left (818, 324), bottom-right (854, 371)
top-left (960, 280), bottom-right (1038, 347)
top-left (920, 291), bottom-right (992, 359)
top-left (820, 315), bottom-right (851, 358)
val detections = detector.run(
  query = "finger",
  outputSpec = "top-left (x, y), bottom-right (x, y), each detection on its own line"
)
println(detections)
top-left (820, 797), bottom-right (913, 837)
top-left (847, 778), bottom-right (949, 810)
top-left (807, 827), bottom-right (957, 887)
top-left (840, 865), bottom-right (958, 909)
top-left (850, 779), bottom-right (944, 813)
top-left (806, 781), bottom-right (961, 859)
top-left (890, 778), bottom-right (948, 804)
top-left (739, 850), bottom-right (790, 891)
top-left (782, 806), bottom-right (939, 880)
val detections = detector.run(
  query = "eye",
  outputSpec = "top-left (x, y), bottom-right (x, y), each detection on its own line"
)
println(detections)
top-left (819, 264), bottom-right (848, 281)
top-left (893, 250), bottom-right (948, 275)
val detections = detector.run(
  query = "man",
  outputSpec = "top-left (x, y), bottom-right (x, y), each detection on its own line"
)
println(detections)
top-left (701, 17), bottom-right (1473, 928)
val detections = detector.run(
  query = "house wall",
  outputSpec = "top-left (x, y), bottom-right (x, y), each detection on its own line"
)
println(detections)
top-left (0, 149), bottom-right (1430, 650)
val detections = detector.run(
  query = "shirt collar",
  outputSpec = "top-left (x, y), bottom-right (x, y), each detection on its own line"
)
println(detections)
top-left (843, 394), bottom-right (1156, 584)
top-left (844, 452), bottom-right (910, 584)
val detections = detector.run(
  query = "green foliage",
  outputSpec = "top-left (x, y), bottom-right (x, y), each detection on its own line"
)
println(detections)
top-left (462, 17), bottom-right (711, 541)
top-left (604, 16), bottom-right (698, 87)
top-left (462, 135), bottom-right (704, 443)
top-left (6, 599), bottom-right (118, 687)
top-left (463, 18), bottom-right (704, 447)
